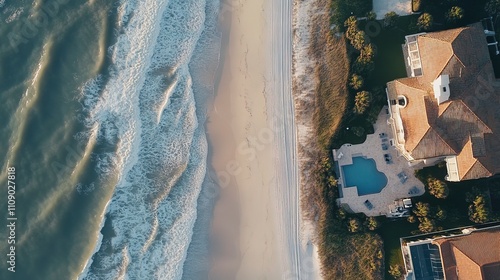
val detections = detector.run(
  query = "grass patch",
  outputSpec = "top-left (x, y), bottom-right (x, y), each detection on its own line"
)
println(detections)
top-left (314, 157), bottom-right (384, 280)
top-left (312, 35), bottom-right (350, 150)
top-left (365, 16), bottom-right (416, 88)
top-left (377, 218), bottom-right (418, 279)
top-left (307, 2), bottom-right (384, 278)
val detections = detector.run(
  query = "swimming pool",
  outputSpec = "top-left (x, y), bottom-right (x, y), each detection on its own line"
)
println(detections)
top-left (342, 156), bottom-right (388, 196)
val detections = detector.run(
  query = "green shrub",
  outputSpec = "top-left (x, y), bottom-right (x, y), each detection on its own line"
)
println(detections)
top-left (366, 11), bottom-right (377, 21)
top-left (418, 217), bottom-right (436, 233)
top-left (384, 11), bottom-right (399, 28)
top-left (357, 43), bottom-right (375, 64)
top-left (427, 178), bottom-right (449, 199)
top-left (468, 194), bottom-right (490, 223)
top-left (354, 91), bottom-right (371, 114)
top-left (389, 264), bottom-right (403, 279)
top-left (435, 206), bottom-right (447, 221)
top-left (446, 6), bottom-right (464, 24)
top-left (417, 13), bottom-right (433, 31)
top-left (365, 216), bottom-right (380, 231)
top-left (348, 218), bottom-right (362, 233)
top-left (413, 202), bottom-right (431, 217)
top-left (485, 0), bottom-right (500, 15)
top-left (407, 215), bottom-right (417, 223)
top-left (350, 74), bottom-right (364, 90)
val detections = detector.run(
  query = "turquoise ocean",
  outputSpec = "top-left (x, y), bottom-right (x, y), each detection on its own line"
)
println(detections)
top-left (0, 0), bottom-right (221, 279)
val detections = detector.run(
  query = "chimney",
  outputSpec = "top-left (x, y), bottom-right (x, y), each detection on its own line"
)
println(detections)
top-left (433, 75), bottom-right (450, 104)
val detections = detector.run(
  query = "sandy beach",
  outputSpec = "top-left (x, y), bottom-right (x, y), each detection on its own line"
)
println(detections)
top-left (207, 0), bottom-right (321, 279)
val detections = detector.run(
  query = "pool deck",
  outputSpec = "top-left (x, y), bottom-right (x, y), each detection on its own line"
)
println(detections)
top-left (333, 106), bottom-right (425, 216)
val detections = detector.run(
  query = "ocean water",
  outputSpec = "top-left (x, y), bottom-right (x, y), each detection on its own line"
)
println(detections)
top-left (0, 0), bottom-right (221, 279)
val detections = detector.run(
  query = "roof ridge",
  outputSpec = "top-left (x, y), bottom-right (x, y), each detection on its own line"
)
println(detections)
top-left (423, 28), bottom-right (466, 80)
top-left (456, 99), bottom-right (493, 133)
top-left (469, 159), bottom-right (493, 178)
top-left (395, 78), bottom-right (427, 92)
top-left (436, 54), bottom-right (466, 81)
top-left (459, 136), bottom-right (492, 179)
top-left (409, 126), bottom-right (431, 153)
top-left (431, 127), bottom-right (458, 154)
top-left (450, 240), bottom-right (483, 268)
top-left (407, 95), bottom-right (433, 153)
top-left (422, 27), bottom-right (464, 43)
top-left (450, 54), bottom-right (466, 71)
top-left (434, 54), bottom-right (455, 81)
top-left (458, 137), bottom-right (477, 178)
top-left (425, 98), bottom-right (458, 153)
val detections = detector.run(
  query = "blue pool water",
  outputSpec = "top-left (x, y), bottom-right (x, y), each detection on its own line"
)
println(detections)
top-left (342, 156), bottom-right (388, 196)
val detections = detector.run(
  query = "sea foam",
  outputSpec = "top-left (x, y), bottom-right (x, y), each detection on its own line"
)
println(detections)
top-left (78, 0), bottom-right (220, 279)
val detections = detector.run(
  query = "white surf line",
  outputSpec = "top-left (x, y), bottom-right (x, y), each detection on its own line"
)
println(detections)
top-left (271, 0), bottom-right (303, 278)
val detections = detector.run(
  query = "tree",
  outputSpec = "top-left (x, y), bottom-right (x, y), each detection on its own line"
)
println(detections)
top-left (468, 195), bottom-right (490, 223)
top-left (349, 74), bottom-right (364, 90)
top-left (384, 11), bottom-right (399, 28)
top-left (344, 16), bottom-right (367, 50)
top-left (446, 6), bottom-right (464, 24)
top-left (354, 91), bottom-right (371, 114)
top-left (407, 215), bottom-right (417, 223)
top-left (389, 264), bottom-right (403, 279)
top-left (366, 11), bottom-right (377, 21)
top-left (345, 16), bottom-right (359, 41)
top-left (327, 175), bottom-right (337, 188)
top-left (348, 218), bottom-right (362, 233)
top-left (427, 178), bottom-right (449, 199)
top-left (418, 217), bottom-right (436, 233)
top-left (435, 206), bottom-right (447, 221)
top-left (417, 13), bottom-right (433, 31)
top-left (351, 30), bottom-right (367, 50)
top-left (356, 43), bottom-right (375, 65)
top-left (485, 0), bottom-right (500, 15)
top-left (337, 208), bottom-right (347, 220)
top-left (413, 202), bottom-right (431, 217)
top-left (365, 216), bottom-right (380, 231)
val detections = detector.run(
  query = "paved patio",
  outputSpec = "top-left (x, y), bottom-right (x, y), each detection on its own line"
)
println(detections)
top-left (333, 106), bottom-right (425, 216)
top-left (373, 0), bottom-right (412, 19)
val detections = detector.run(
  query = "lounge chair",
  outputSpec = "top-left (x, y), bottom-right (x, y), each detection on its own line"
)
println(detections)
top-left (398, 172), bottom-right (408, 184)
top-left (408, 186), bottom-right (420, 195)
top-left (364, 200), bottom-right (374, 210)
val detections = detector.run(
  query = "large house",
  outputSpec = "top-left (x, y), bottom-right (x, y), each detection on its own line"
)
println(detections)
top-left (401, 225), bottom-right (500, 280)
top-left (386, 22), bottom-right (500, 182)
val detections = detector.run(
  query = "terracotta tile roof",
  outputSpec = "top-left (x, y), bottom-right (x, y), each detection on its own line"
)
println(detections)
top-left (417, 35), bottom-right (454, 85)
top-left (387, 23), bottom-right (500, 180)
top-left (433, 227), bottom-right (500, 280)
top-left (452, 246), bottom-right (483, 280)
top-left (411, 128), bottom-right (456, 160)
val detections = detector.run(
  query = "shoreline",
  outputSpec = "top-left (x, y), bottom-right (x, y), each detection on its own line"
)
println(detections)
top-left (205, 3), bottom-right (240, 279)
